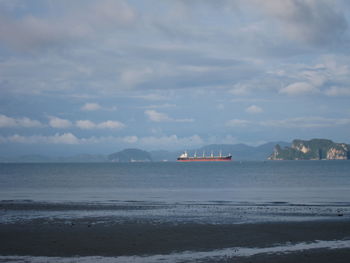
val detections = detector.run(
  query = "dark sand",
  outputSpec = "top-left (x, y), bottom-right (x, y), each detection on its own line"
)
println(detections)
top-left (1, 201), bottom-right (350, 262)
top-left (1, 219), bottom-right (350, 262)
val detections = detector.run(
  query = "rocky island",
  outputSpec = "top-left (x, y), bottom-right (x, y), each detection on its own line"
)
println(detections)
top-left (269, 139), bottom-right (350, 160)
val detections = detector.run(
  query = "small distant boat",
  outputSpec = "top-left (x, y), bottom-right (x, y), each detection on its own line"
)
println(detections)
top-left (177, 151), bottom-right (232, 162)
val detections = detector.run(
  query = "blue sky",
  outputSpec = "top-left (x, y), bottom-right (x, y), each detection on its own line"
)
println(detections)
top-left (0, 0), bottom-right (350, 156)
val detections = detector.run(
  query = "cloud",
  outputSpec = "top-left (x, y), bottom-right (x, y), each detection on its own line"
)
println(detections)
top-left (0, 133), bottom-right (203, 149)
top-left (142, 103), bottom-right (176, 109)
top-left (226, 119), bottom-right (251, 127)
top-left (301, 70), bottom-right (327, 87)
top-left (47, 133), bottom-right (80, 144)
top-left (81, 103), bottom-right (117, 111)
top-left (120, 68), bottom-right (154, 87)
top-left (0, 114), bottom-right (43, 128)
top-left (135, 94), bottom-right (170, 101)
top-left (48, 116), bottom-right (72, 128)
top-left (122, 136), bottom-right (138, 144)
top-left (225, 116), bottom-right (350, 129)
top-left (0, 0), bottom-right (137, 51)
top-left (75, 120), bottom-right (96, 129)
top-left (1, 133), bottom-right (80, 144)
top-left (139, 134), bottom-right (203, 149)
top-left (256, 0), bottom-right (348, 46)
top-left (81, 103), bottom-right (102, 111)
top-left (0, 114), bottom-right (18, 127)
top-left (260, 117), bottom-right (350, 128)
top-left (75, 120), bottom-right (125, 129)
top-left (144, 110), bottom-right (171, 122)
top-left (145, 110), bottom-right (194, 123)
top-left (325, 86), bottom-right (350, 96)
top-left (279, 82), bottom-right (318, 96)
top-left (229, 83), bottom-right (250, 95)
top-left (246, 105), bottom-right (263, 114)
top-left (207, 135), bottom-right (239, 145)
top-left (97, 120), bottom-right (125, 129)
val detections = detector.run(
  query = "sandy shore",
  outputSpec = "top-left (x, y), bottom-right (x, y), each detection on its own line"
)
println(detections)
top-left (1, 219), bottom-right (350, 261)
top-left (1, 201), bottom-right (350, 262)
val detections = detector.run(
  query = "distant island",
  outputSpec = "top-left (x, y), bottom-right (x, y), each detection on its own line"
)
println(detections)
top-left (108, 148), bottom-right (152, 162)
top-left (269, 139), bottom-right (350, 160)
top-left (1, 139), bottom-right (349, 162)
top-left (0, 141), bottom-right (290, 163)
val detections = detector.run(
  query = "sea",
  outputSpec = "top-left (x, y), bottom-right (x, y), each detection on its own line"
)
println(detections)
top-left (1, 161), bottom-right (350, 204)
top-left (1, 161), bottom-right (350, 262)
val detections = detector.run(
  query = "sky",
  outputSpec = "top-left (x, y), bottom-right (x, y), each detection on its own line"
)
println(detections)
top-left (0, 0), bottom-right (350, 156)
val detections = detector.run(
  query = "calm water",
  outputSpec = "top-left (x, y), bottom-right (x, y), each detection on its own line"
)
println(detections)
top-left (1, 161), bottom-right (350, 205)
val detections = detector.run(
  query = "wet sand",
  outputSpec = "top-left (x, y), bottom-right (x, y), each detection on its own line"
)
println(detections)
top-left (1, 201), bottom-right (350, 262)
top-left (1, 219), bottom-right (350, 262)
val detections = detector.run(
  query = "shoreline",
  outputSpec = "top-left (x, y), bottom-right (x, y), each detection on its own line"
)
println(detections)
top-left (1, 219), bottom-right (350, 257)
top-left (1, 201), bottom-right (350, 261)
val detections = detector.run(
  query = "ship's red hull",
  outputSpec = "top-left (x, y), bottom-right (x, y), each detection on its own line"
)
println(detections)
top-left (177, 157), bottom-right (232, 162)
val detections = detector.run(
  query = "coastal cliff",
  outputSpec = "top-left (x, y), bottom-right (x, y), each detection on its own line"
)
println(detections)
top-left (268, 139), bottom-right (350, 160)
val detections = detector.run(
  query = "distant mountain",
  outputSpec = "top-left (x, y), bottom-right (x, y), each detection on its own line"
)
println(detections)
top-left (194, 142), bottom-right (290, 161)
top-left (108, 148), bottom-right (152, 162)
top-left (0, 155), bottom-right (52, 163)
top-left (150, 142), bottom-right (290, 161)
top-left (0, 141), bottom-right (290, 163)
top-left (269, 139), bottom-right (350, 160)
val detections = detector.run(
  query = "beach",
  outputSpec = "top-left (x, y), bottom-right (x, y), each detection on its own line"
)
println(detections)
top-left (1, 201), bottom-right (350, 262)
top-left (1, 162), bottom-right (350, 262)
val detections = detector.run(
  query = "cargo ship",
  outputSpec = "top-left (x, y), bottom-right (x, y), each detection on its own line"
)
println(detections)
top-left (177, 151), bottom-right (232, 162)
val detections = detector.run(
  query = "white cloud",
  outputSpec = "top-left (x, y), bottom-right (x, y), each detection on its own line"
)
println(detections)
top-left (0, 114), bottom-right (18, 127)
top-left (301, 70), bottom-right (327, 87)
top-left (225, 116), bottom-right (350, 129)
top-left (325, 86), bottom-right (350, 96)
top-left (76, 120), bottom-right (125, 129)
top-left (144, 110), bottom-right (194, 123)
top-left (136, 94), bottom-right (170, 101)
top-left (122, 135), bottom-right (138, 143)
top-left (279, 82), bottom-right (318, 96)
top-left (226, 119), bottom-right (251, 127)
top-left (260, 117), bottom-right (350, 128)
top-left (139, 134), bottom-right (203, 148)
top-left (76, 120), bottom-right (96, 129)
top-left (2, 133), bottom-right (79, 144)
top-left (0, 114), bottom-right (43, 128)
top-left (0, 133), bottom-right (204, 149)
top-left (97, 120), bottom-right (125, 129)
top-left (16, 117), bottom-right (43, 127)
top-left (48, 116), bottom-right (72, 128)
top-left (49, 133), bottom-right (80, 144)
top-left (144, 110), bottom-right (171, 122)
top-left (143, 104), bottom-right (176, 109)
top-left (81, 103), bottom-right (102, 111)
top-left (207, 135), bottom-right (239, 145)
top-left (246, 105), bottom-right (263, 114)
